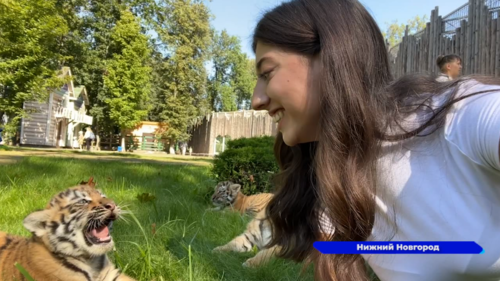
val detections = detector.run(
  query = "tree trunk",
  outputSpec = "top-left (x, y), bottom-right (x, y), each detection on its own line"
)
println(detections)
top-left (121, 136), bottom-right (125, 152)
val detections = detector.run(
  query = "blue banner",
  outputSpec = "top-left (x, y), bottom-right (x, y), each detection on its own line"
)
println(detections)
top-left (313, 241), bottom-right (484, 254)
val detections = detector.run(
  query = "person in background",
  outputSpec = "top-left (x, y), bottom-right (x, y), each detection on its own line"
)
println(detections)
top-left (83, 127), bottom-right (95, 151)
top-left (436, 54), bottom-right (462, 81)
top-left (78, 131), bottom-right (84, 151)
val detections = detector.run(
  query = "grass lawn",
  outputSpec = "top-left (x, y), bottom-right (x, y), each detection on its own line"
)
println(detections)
top-left (0, 156), bottom-right (314, 281)
top-left (0, 145), bottom-right (214, 165)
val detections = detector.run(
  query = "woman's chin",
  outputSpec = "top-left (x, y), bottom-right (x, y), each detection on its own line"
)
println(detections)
top-left (281, 132), bottom-right (299, 147)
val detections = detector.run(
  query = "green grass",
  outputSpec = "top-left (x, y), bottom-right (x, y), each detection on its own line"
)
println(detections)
top-left (0, 157), bottom-right (314, 281)
top-left (0, 145), bottom-right (213, 165)
top-left (0, 145), bottom-right (13, 151)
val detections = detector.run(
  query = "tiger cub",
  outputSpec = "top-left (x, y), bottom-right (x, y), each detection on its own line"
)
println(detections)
top-left (0, 177), bottom-right (136, 281)
top-left (212, 209), bottom-right (280, 268)
top-left (210, 181), bottom-right (273, 216)
top-left (211, 181), bottom-right (278, 267)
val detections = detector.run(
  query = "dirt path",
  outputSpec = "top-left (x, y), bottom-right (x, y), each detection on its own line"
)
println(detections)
top-left (0, 150), bottom-right (212, 166)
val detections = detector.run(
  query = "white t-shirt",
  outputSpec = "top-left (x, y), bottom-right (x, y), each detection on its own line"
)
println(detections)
top-left (363, 79), bottom-right (500, 281)
top-left (436, 73), bottom-right (452, 82)
top-left (84, 130), bottom-right (95, 139)
top-left (318, 79), bottom-right (500, 280)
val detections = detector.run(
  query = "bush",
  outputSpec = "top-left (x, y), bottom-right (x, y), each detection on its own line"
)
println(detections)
top-left (225, 136), bottom-right (275, 150)
top-left (211, 136), bottom-right (279, 195)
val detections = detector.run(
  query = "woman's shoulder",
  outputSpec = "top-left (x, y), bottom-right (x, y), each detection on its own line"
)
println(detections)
top-left (444, 76), bottom-right (500, 171)
top-left (454, 77), bottom-right (500, 99)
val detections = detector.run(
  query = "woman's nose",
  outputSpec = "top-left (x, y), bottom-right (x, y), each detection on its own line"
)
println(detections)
top-left (251, 81), bottom-right (270, 110)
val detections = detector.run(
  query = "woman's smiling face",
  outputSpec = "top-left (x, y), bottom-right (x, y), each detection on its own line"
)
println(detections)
top-left (251, 42), bottom-right (322, 146)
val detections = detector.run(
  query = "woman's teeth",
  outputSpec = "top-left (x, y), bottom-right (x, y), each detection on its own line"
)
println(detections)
top-left (273, 111), bottom-right (283, 123)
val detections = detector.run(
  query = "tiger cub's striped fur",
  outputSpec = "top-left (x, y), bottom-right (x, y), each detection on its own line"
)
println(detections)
top-left (211, 181), bottom-right (278, 267)
top-left (0, 178), bottom-right (136, 281)
top-left (210, 181), bottom-right (273, 216)
top-left (212, 209), bottom-right (280, 268)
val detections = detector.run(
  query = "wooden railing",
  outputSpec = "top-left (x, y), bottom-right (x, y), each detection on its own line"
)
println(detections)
top-left (55, 107), bottom-right (93, 125)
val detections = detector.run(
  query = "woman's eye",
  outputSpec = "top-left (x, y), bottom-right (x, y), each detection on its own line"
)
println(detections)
top-left (259, 70), bottom-right (272, 80)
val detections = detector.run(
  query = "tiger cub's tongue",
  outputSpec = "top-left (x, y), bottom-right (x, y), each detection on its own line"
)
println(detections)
top-left (91, 224), bottom-right (109, 239)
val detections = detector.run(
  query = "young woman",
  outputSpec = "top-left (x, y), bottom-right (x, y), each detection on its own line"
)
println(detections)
top-left (436, 54), bottom-right (463, 82)
top-left (250, 0), bottom-right (500, 280)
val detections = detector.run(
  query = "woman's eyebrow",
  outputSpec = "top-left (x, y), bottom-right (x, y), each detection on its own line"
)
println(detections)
top-left (256, 56), bottom-right (273, 73)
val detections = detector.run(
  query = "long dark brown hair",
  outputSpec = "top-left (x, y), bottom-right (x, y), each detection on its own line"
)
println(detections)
top-left (252, 0), bottom-right (500, 280)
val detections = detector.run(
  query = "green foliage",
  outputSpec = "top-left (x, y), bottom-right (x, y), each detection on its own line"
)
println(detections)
top-left (211, 136), bottom-right (279, 195)
top-left (0, 0), bottom-right (258, 145)
top-left (232, 56), bottom-right (257, 110)
top-left (104, 9), bottom-right (152, 131)
top-left (383, 14), bottom-right (429, 47)
top-left (225, 135), bottom-right (275, 150)
top-left (208, 30), bottom-right (256, 112)
top-left (0, 0), bottom-right (68, 129)
top-left (157, 95), bottom-right (194, 143)
top-left (150, 0), bottom-right (212, 144)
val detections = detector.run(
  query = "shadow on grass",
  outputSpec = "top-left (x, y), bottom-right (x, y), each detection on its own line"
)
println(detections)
top-left (1, 146), bottom-right (141, 157)
top-left (3, 145), bottom-right (213, 160)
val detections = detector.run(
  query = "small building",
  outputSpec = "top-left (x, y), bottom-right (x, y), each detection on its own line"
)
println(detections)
top-left (20, 67), bottom-right (93, 147)
top-left (122, 121), bottom-right (168, 151)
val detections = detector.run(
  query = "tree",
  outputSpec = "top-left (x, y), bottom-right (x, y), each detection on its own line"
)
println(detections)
top-left (383, 14), bottom-right (429, 48)
top-left (232, 55), bottom-right (257, 110)
top-left (103, 9), bottom-right (152, 150)
top-left (0, 0), bottom-right (13, 9)
top-left (208, 30), bottom-right (257, 112)
top-left (54, 0), bottom-right (163, 134)
top-left (157, 94), bottom-right (195, 148)
top-left (0, 0), bottom-right (68, 136)
top-left (208, 29), bottom-right (240, 111)
top-left (152, 0), bottom-right (212, 152)
top-left (60, 0), bottom-right (123, 133)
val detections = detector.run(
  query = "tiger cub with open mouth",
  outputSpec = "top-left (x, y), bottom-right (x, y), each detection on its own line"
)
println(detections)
top-left (0, 177), bottom-right (135, 281)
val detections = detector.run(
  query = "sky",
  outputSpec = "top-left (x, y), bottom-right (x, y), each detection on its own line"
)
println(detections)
top-left (204, 0), bottom-right (464, 58)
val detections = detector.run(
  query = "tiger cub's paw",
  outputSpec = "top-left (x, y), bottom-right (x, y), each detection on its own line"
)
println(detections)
top-left (242, 260), bottom-right (255, 268)
top-left (212, 246), bottom-right (224, 253)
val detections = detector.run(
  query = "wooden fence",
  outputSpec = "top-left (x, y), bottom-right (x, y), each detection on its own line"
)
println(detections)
top-left (188, 110), bottom-right (277, 156)
top-left (391, 0), bottom-right (500, 78)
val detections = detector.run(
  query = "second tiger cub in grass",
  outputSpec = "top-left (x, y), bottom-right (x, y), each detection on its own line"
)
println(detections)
top-left (211, 181), bottom-right (279, 267)
top-left (210, 181), bottom-right (273, 216)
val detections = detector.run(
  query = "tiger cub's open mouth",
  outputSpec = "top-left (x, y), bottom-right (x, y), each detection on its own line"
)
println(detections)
top-left (84, 218), bottom-right (114, 245)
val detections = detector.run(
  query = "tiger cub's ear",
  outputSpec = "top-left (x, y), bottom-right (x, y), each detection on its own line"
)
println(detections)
top-left (23, 209), bottom-right (52, 237)
top-left (229, 183), bottom-right (241, 194)
top-left (80, 176), bottom-right (96, 188)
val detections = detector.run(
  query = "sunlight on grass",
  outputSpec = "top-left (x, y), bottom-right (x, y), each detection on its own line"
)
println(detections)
top-left (0, 156), bottom-right (314, 281)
